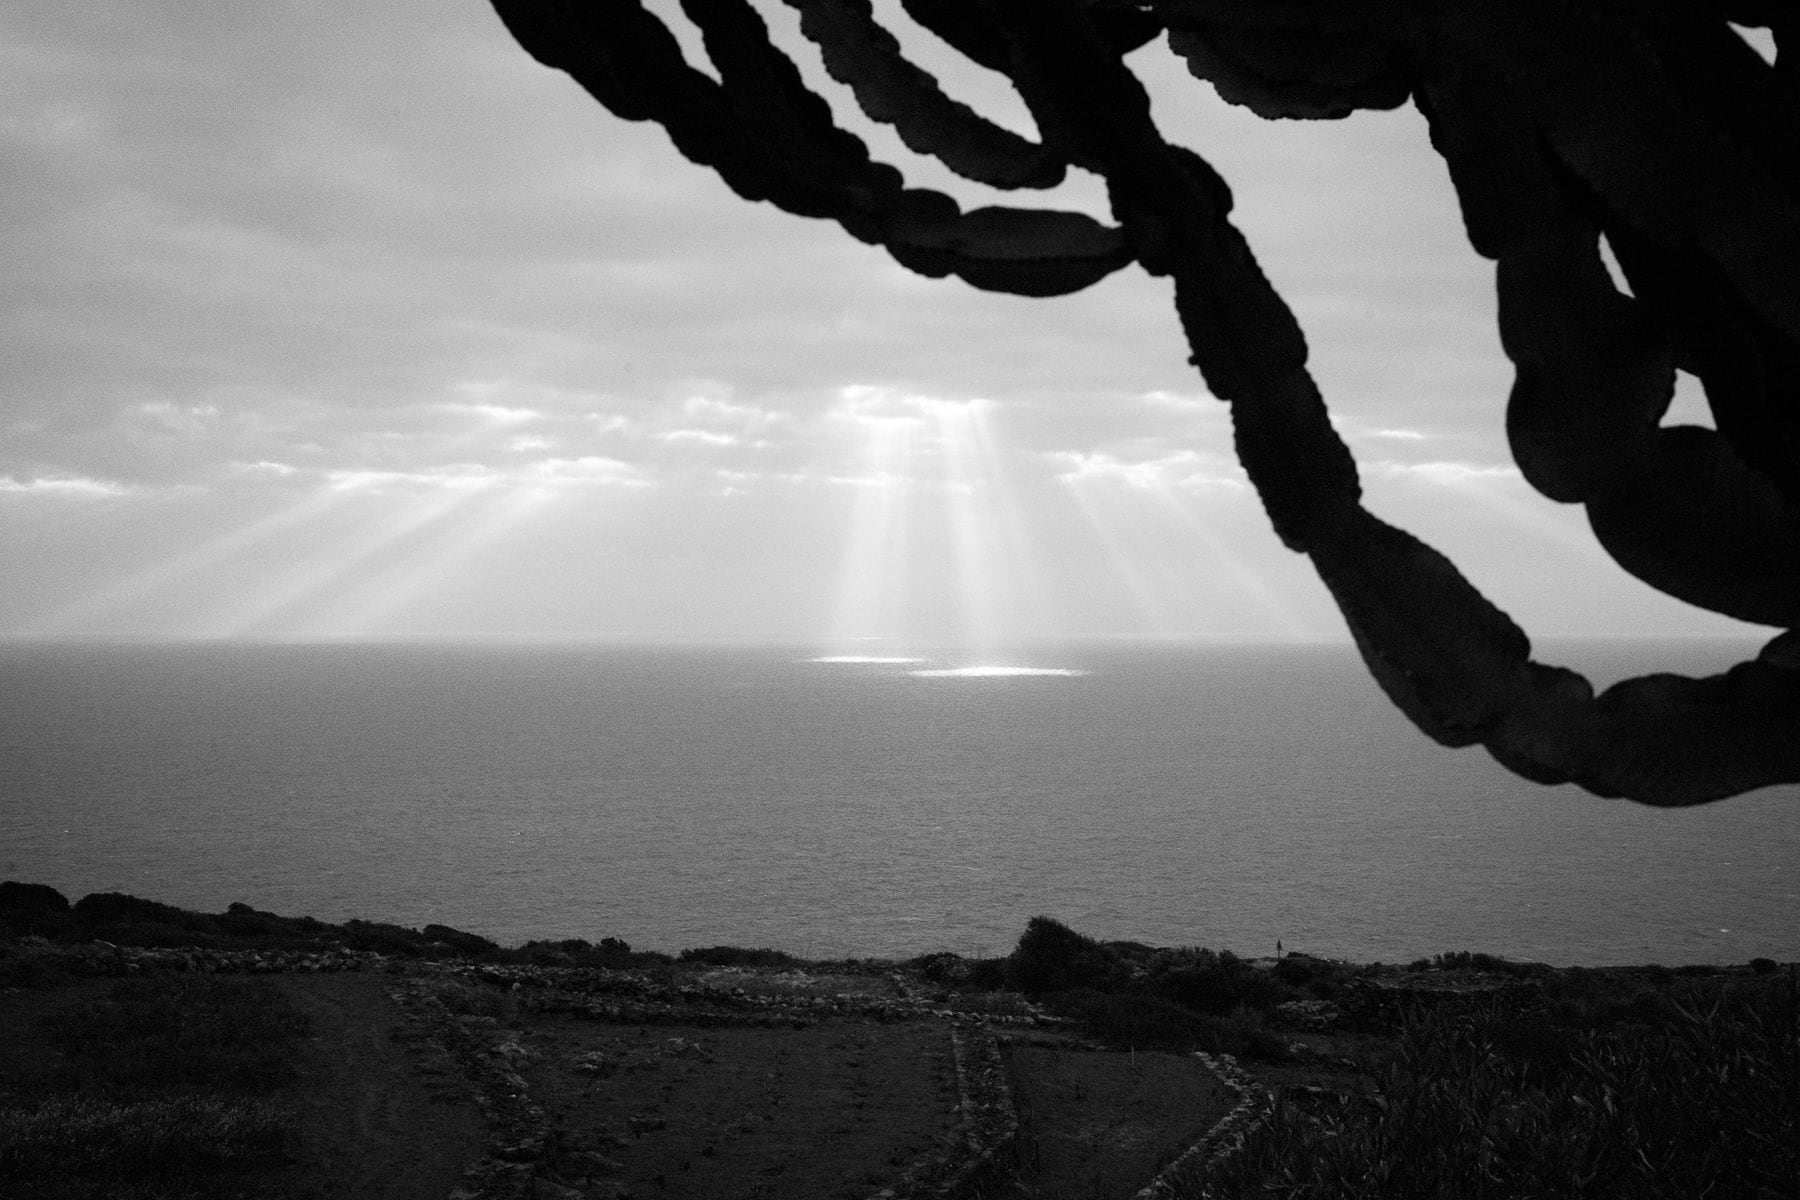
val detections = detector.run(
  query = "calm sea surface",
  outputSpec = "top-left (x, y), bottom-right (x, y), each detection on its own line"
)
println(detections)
top-left (1, 639), bottom-right (1794, 965)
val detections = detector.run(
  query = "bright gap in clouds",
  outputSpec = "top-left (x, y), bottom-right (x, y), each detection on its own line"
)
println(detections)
top-left (820, 386), bottom-right (1058, 660)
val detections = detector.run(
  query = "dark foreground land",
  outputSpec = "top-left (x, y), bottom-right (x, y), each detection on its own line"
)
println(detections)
top-left (1, 882), bottom-right (1794, 1200)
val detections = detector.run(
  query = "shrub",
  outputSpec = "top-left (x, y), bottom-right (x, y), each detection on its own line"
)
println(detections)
top-left (677, 945), bottom-right (800, 968)
top-left (964, 957), bottom-right (1010, 991)
top-left (1006, 916), bottom-right (1123, 995)
top-left (343, 918), bottom-right (427, 957)
top-left (72, 892), bottom-right (207, 929)
top-left (1150, 948), bottom-right (1279, 1015)
top-left (1212, 1006), bottom-right (1293, 1062)
top-left (68, 891), bottom-right (226, 948)
top-left (912, 951), bottom-right (971, 986)
top-left (1749, 956), bottom-right (1779, 975)
top-left (1273, 953), bottom-right (1332, 988)
top-left (0, 882), bottom-right (78, 940)
top-left (0, 880), bottom-right (70, 915)
top-left (216, 901), bottom-right (284, 939)
top-left (1049, 989), bottom-right (1215, 1050)
top-left (419, 923), bottom-right (500, 957)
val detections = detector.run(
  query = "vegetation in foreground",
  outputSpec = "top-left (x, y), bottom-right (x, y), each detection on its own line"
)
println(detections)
top-left (1185, 981), bottom-right (1798, 1199)
top-left (3, 883), bottom-right (1796, 1199)
top-left (0, 971), bottom-right (313, 1199)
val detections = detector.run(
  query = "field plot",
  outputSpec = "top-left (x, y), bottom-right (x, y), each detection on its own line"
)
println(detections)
top-left (0, 970), bottom-right (484, 1200)
top-left (518, 1017), bottom-right (958, 1200)
top-left (0, 936), bottom-right (1246, 1200)
top-left (1006, 1046), bottom-right (1235, 1200)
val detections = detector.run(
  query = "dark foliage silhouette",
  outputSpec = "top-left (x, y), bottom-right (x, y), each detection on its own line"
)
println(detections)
top-left (488, 0), bottom-right (1800, 803)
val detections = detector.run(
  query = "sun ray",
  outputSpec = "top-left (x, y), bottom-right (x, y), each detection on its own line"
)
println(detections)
top-left (929, 397), bottom-right (1055, 656)
top-left (27, 484), bottom-right (354, 635)
top-left (1059, 471), bottom-right (1188, 634)
top-left (824, 388), bottom-right (919, 654)
top-left (309, 483), bottom-right (563, 637)
top-left (1369, 461), bottom-right (1598, 556)
top-left (1149, 486), bottom-right (1315, 639)
top-left (1054, 453), bottom-right (1316, 639)
top-left (211, 475), bottom-right (499, 637)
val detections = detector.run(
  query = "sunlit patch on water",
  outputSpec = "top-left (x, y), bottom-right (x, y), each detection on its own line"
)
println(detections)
top-left (907, 665), bottom-right (1088, 678)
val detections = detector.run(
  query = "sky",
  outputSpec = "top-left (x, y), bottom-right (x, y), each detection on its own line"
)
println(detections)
top-left (0, 1), bottom-right (1771, 651)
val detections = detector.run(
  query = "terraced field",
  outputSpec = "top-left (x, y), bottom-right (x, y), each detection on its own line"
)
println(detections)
top-left (0, 945), bottom-right (1236, 1199)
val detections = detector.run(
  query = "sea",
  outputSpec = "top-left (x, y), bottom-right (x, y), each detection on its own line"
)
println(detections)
top-left (1, 637), bottom-right (1794, 967)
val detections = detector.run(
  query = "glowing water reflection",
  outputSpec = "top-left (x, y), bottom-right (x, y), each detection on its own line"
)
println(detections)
top-left (908, 665), bottom-right (1088, 678)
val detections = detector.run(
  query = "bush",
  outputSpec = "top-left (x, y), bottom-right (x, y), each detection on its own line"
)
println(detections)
top-left (68, 891), bottom-right (225, 948)
top-left (343, 919), bottom-right (428, 957)
top-left (1432, 949), bottom-right (1514, 973)
top-left (1049, 990), bottom-right (1215, 1049)
top-left (677, 945), bottom-right (800, 968)
top-left (72, 892), bottom-right (208, 930)
top-left (1272, 954), bottom-right (1316, 986)
top-left (0, 882), bottom-right (77, 940)
top-left (1051, 991), bottom-right (1292, 1060)
top-left (1006, 916), bottom-right (1123, 995)
top-left (0, 880), bottom-right (70, 915)
top-left (965, 957), bottom-right (1009, 991)
top-left (1750, 957), bottom-right (1779, 975)
top-left (419, 923), bottom-right (499, 957)
top-left (912, 951), bottom-right (971, 986)
top-left (1150, 948), bottom-right (1279, 1015)
top-left (1209, 1006), bottom-right (1292, 1062)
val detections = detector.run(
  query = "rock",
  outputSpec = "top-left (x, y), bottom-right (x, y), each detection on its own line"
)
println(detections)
top-left (565, 1150), bottom-right (625, 1176)
top-left (495, 1137), bottom-right (543, 1162)
top-left (573, 1050), bottom-right (615, 1076)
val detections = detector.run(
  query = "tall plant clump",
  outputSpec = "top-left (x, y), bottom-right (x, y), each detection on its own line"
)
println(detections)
top-left (488, 0), bottom-right (1800, 804)
top-left (1195, 981), bottom-right (1800, 1197)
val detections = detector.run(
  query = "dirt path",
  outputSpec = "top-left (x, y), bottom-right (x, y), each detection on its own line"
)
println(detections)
top-left (280, 973), bottom-right (485, 1199)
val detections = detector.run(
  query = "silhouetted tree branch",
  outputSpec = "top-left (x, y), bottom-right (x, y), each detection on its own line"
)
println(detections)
top-left (489, 0), bottom-right (1800, 804)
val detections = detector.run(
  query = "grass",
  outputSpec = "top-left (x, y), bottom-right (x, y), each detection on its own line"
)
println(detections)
top-left (0, 1094), bottom-right (290, 1176)
top-left (1182, 975), bottom-right (1800, 1198)
top-left (37, 975), bottom-right (313, 1095)
top-left (5, 891), bottom-right (1794, 1198)
top-left (2, 974), bottom-right (314, 1196)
